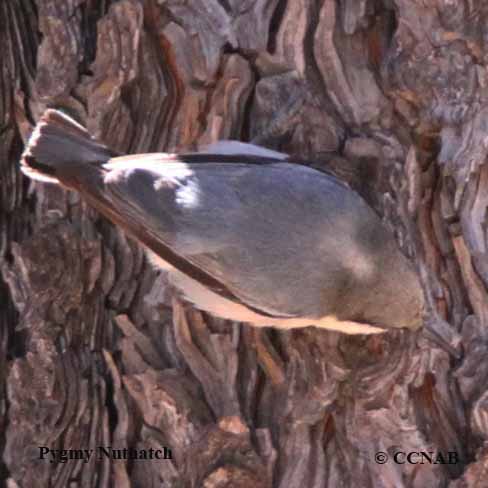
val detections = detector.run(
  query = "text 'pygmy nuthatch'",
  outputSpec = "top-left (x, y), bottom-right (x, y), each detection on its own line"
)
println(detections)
top-left (21, 110), bottom-right (425, 335)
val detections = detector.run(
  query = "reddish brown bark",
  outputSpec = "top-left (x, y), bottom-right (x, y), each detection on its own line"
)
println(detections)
top-left (2, 1), bottom-right (488, 486)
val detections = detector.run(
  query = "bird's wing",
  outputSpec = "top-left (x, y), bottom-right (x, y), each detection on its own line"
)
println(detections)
top-left (94, 156), bottom-right (383, 319)
top-left (198, 140), bottom-right (289, 160)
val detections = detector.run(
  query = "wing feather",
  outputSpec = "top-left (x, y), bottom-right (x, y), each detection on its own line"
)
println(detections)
top-left (97, 158), bottom-right (378, 318)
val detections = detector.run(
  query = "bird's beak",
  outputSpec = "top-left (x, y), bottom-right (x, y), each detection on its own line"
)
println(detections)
top-left (422, 314), bottom-right (462, 359)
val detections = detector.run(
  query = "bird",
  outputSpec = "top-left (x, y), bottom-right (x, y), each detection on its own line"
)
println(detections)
top-left (20, 109), bottom-right (425, 335)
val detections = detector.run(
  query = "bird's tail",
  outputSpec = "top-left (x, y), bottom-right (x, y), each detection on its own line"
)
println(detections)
top-left (20, 109), bottom-right (117, 184)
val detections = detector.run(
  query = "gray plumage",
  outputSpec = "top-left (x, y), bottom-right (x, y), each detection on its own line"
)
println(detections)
top-left (21, 109), bottom-right (425, 334)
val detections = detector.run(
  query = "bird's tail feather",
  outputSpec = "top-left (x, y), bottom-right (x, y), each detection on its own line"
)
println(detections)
top-left (20, 109), bottom-right (117, 183)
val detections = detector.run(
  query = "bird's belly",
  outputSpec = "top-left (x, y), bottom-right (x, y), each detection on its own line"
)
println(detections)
top-left (145, 249), bottom-right (175, 270)
top-left (166, 268), bottom-right (385, 335)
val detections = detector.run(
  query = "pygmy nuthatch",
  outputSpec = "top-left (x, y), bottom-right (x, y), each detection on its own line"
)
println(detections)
top-left (21, 109), bottom-right (425, 335)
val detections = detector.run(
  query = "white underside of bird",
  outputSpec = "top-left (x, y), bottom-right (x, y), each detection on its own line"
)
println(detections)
top-left (146, 249), bottom-right (385, 334)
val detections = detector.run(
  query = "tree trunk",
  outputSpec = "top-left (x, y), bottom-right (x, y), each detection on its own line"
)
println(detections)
top-left (2, 1), bottom-right (488, 486)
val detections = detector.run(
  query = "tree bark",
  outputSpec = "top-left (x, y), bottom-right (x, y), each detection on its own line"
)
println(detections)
top-left (2, 1), bottom-right (488, 486)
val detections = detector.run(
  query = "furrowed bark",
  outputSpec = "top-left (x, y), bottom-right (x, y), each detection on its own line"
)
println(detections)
top-left (1, 1), bottom-right (488, 486)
